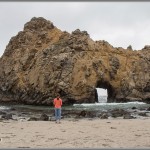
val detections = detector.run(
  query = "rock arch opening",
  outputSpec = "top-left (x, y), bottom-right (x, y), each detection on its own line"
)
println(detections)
top-left (96, 88), bottom-right (107, 103)
top-left (95, 80), bottom-right (114, 103)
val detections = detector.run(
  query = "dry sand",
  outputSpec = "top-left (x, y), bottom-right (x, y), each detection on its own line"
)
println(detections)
top-left (0, 118), bottom-right (150, 149)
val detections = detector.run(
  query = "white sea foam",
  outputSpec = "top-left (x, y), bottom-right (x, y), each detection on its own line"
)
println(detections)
top-left (73, 101), bottom-right (146, 107)
top-left (126, 101), bottom-right (146, 104)
top-left (0, 106), bottom-right (10, 110)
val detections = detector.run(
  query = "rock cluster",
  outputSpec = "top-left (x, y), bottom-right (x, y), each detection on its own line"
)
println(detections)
top-left (0, 17), bottom-right (150, 105)
top-left (1, 107), bottom-right (150, 121)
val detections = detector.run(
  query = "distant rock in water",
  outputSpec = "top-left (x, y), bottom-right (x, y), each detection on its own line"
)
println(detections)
top-left (0, 17), bottom-right (150, 105)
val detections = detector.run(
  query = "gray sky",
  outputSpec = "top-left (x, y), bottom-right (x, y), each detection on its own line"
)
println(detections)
top-left (0, 2), bottom-right (150, 57)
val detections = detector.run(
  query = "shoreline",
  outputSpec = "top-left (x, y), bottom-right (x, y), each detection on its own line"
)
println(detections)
top-left (0, 118), bottom-right (150, 148)
top-left (1, 102), bottom-right (150, 148)
top-left (1, 102), bottom-right (150, 121)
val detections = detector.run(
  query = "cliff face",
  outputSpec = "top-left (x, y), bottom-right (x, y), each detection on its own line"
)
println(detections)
top-left (0, 17), bottom-right (150, 105)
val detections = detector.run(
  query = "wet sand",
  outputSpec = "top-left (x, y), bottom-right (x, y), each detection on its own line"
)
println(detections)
top-left (0, 118), bottom-right (150, 148)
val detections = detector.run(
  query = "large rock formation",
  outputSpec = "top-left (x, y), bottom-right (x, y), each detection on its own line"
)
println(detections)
top-left (0, 17), bottom-right (150, 105)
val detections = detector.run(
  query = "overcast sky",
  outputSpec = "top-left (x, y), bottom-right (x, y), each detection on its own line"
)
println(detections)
top-left (0, 2), bottom-right (150, 57)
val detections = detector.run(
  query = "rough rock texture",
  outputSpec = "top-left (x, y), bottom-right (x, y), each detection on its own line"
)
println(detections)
top-left (0, 17), bottom-right (150, 105)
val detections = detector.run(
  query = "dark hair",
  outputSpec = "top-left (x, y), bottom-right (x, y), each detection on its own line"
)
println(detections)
top-left (57, 95), bottom-right (60, 100)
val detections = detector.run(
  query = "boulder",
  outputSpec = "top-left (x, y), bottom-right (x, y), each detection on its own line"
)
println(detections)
top-left (1, 113), bottom-right (13, 120)
top-left (110, 109), bottom-right (128, 118)
top-left (123, 113), bottom-right (135, 119)
top-left (99, 112), bottom-right (109, 119)
top-left (131, 107), bottom-right (137, 110)
top-left (28, 117), bottom-right (39, 121)
top-left (39, 113), bottom-right (49, 121)
top-left (0, 17), bottom-right (149, 105)
top-left (138, 112), bottom-right (147, 117)
top-left (0, 111), bottom-right (6, 115)
top-left (146, 107), bottom-right (150, 111)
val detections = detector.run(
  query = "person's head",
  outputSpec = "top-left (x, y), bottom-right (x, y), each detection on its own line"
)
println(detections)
top-left (57, 95), bottom-right (60, 100)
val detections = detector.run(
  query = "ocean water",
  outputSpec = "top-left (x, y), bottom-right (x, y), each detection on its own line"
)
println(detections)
top-left (72, 95), bottom-right (149, 111)
top-left (73, 101), bottom-right (149, 111)
top-left (0, 100), bottom-right (150, 112)
top-left (1, 88), bottom-right (149, 112)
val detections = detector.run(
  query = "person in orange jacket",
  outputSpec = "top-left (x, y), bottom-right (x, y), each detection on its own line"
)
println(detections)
top-left (53, 95), bottom-right (62, 123)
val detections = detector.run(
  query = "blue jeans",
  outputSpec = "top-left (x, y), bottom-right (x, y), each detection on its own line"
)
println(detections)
top-left (55, 108), bottom-right (61, 120)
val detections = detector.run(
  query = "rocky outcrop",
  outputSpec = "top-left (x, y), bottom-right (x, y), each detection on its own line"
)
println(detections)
top-left (0, 17), bottom-right (150, 105)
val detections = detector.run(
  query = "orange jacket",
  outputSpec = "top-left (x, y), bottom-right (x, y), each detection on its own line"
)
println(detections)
top-left (53, 98), bottom-right (62, 108)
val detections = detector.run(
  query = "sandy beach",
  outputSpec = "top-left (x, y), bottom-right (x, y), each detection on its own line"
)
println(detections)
top-left (0, 118), bottom-right (150, 149)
